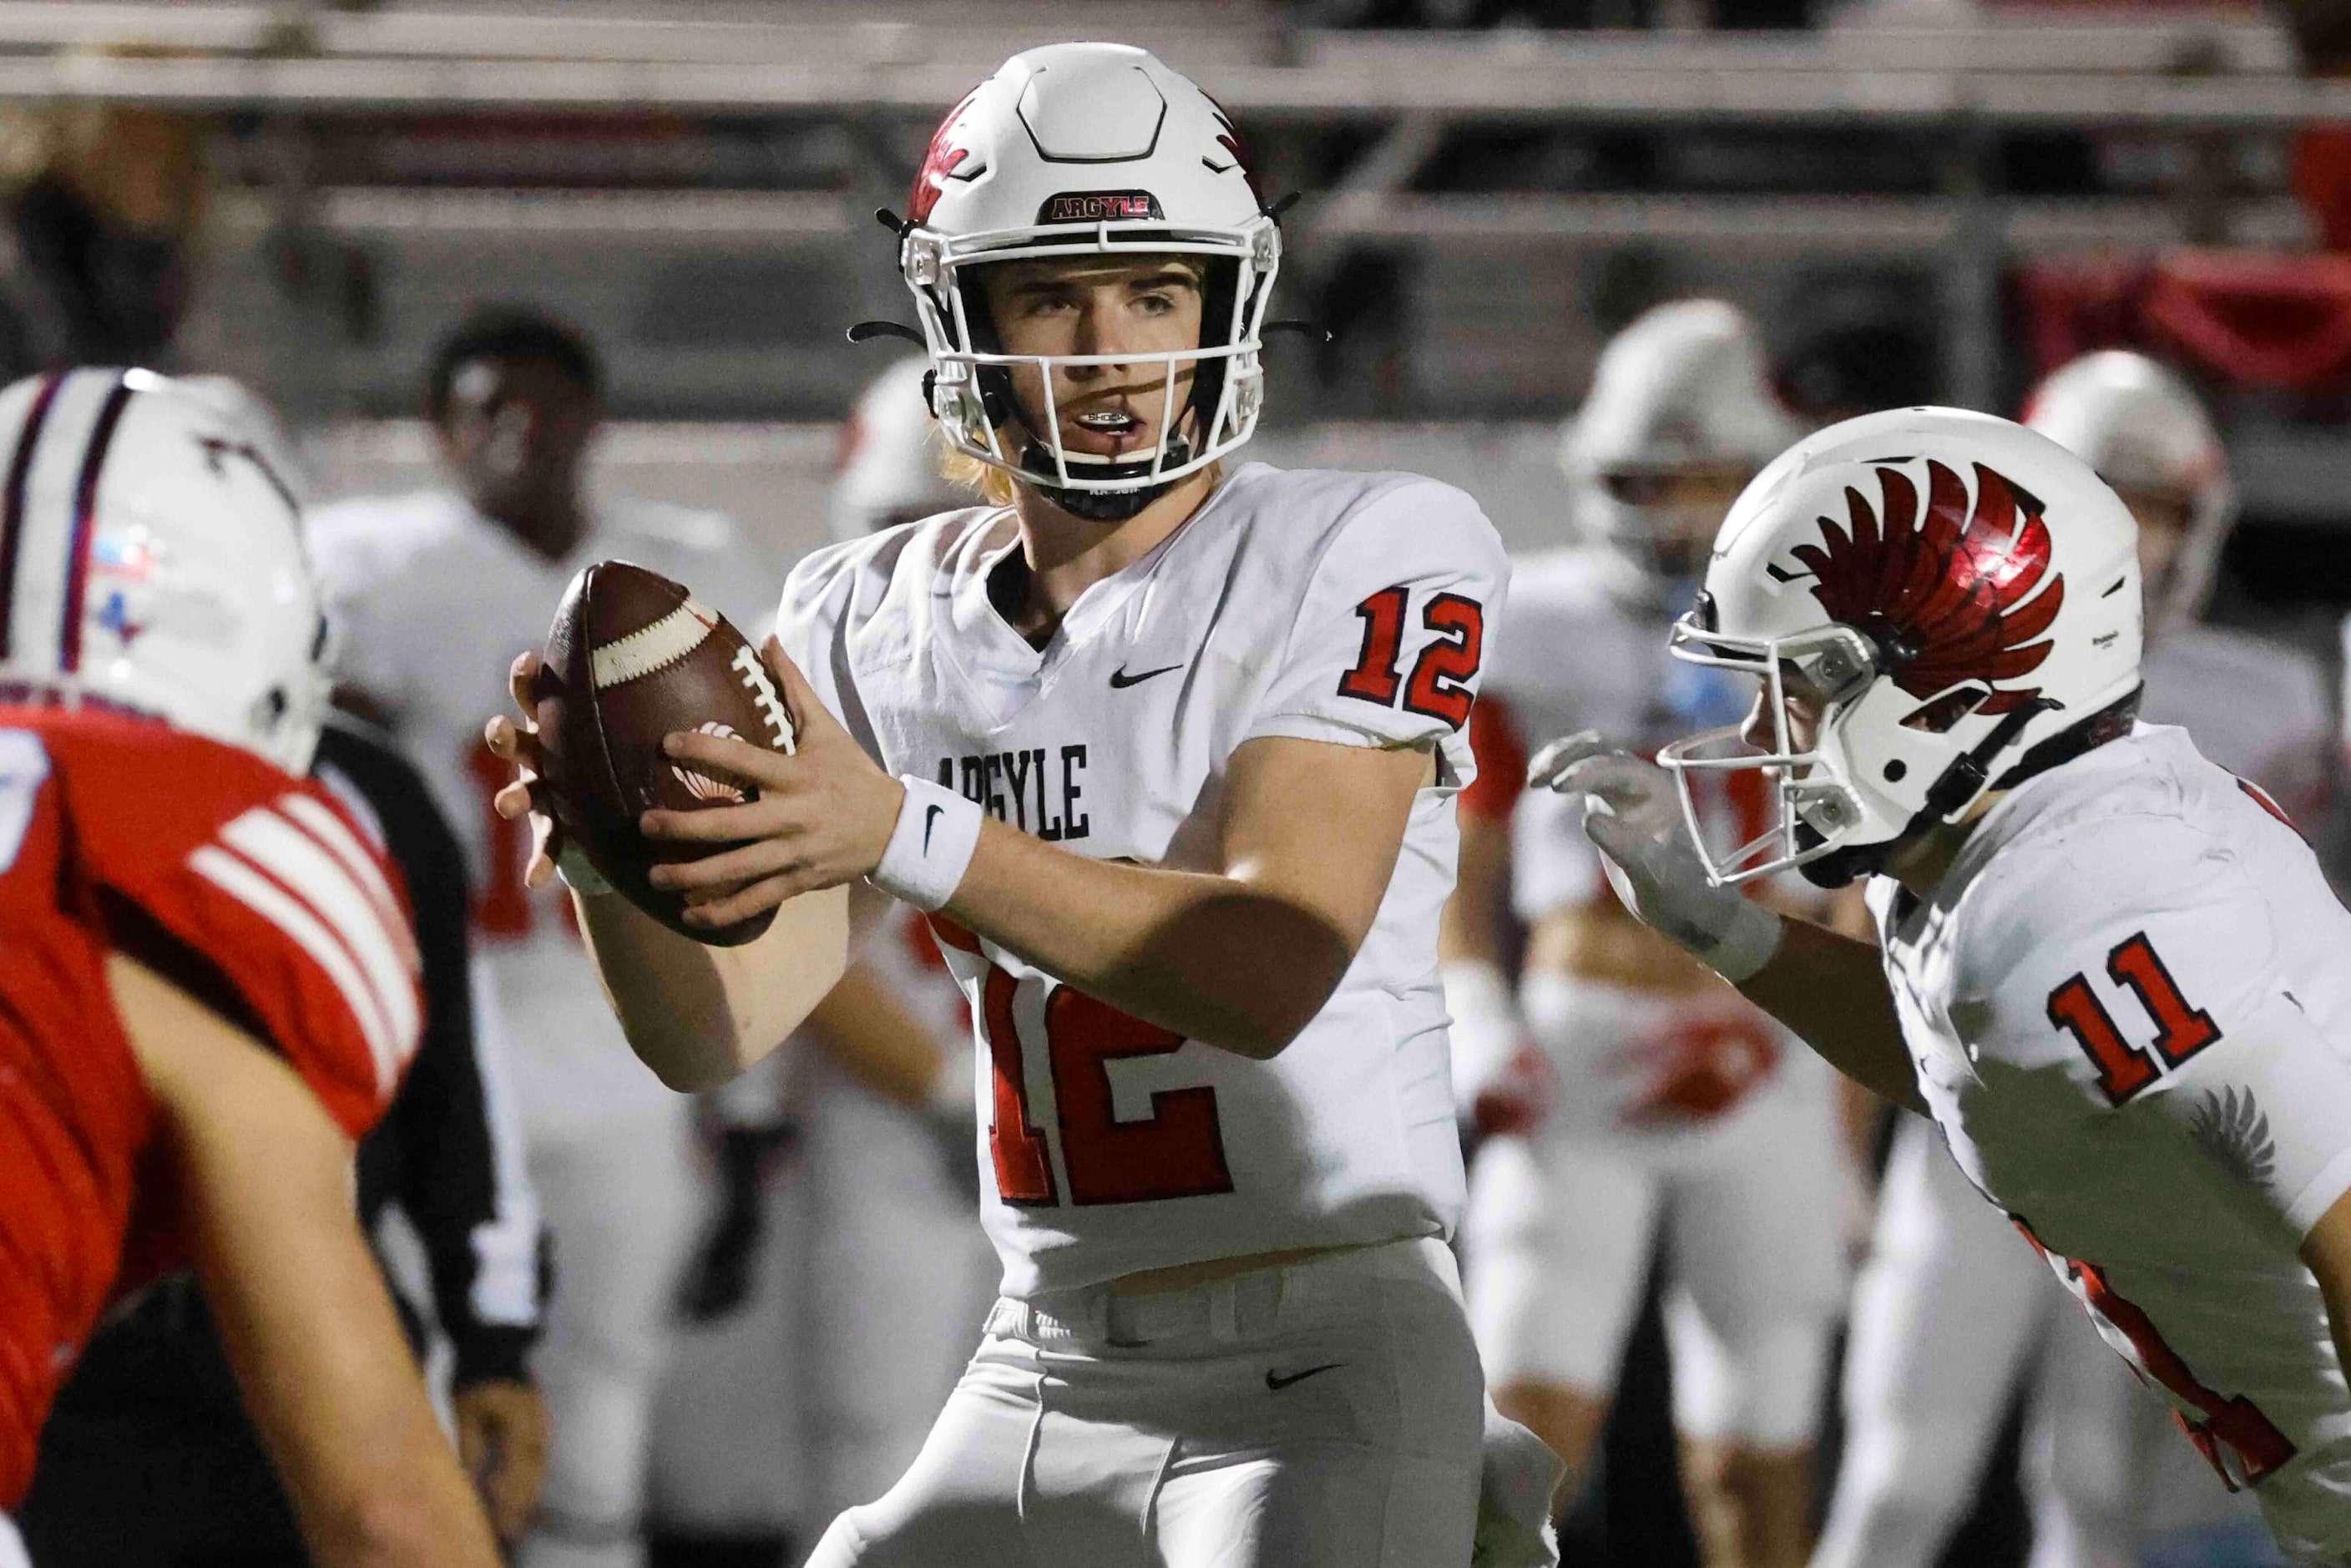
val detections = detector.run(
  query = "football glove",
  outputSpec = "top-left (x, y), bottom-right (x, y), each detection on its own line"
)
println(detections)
top-left (1527, 731), bottom-right (1783, 985)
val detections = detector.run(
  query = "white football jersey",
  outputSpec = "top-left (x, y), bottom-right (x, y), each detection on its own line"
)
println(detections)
top-left (306, 488), bottom-right (782, 1130)
top-left (1474, 545), bottom-right (1829, 1130)
top-left (1872, 725), bottom-right (2351, 1560)
top-left (776, 462), bottom-right (1506, 1296)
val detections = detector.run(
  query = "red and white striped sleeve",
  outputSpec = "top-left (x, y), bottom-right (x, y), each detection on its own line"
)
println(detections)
top-left (62, 726), bottom-right (423, 1140)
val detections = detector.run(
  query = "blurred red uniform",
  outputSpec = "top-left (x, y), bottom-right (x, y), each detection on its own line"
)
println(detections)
top-left (0, 709), bottom-right (421, 1511)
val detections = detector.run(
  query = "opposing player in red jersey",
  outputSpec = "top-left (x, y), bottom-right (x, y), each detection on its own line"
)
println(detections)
top-left (0, 367), bottom-right (501, 1568)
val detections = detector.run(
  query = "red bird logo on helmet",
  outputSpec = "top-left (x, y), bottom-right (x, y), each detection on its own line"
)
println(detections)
top-left (908, 90), bottom-right (981, 225)
top-left (1790, 459), bottom-right (2065, 721)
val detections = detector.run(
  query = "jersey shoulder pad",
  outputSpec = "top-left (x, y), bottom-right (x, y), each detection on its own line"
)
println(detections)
top-left (786, 507), bottom-right (1003, 626)
top-left (46, 716), bottom-right (421, 1138)
top-left (1229, 463), bottom-right (1496, 567)
top-left (1951, 735), bottom-right (2258, 997)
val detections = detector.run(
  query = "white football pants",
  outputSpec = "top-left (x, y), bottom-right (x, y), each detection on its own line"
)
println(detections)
top-left (806, 1237), bottom-right (1486, 1568)
top-left (519, 1098), bottom-right (704, 1568)
top-left (1813, 1114), bottom-right (2136, 1568)
top-left (0, 1514), bottom-right (26, 1568)
top-left (1462, 982), bottom-right (1848, 1448)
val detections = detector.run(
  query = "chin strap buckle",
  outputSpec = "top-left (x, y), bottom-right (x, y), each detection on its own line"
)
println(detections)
top-left (1924, 697), bottom-right (2060, 821)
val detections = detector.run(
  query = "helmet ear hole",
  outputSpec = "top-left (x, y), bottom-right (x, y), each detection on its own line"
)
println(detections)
top-left (1900, 685), bottom-right (1990, 735)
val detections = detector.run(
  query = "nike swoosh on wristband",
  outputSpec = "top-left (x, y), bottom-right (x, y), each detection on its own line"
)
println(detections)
top-left (923, 803), bottom-right (944, 853)
top-left (1108, 663), bottom-right (1183, 689)
top-left (1265, 1363), bottom-right (1342, 1392)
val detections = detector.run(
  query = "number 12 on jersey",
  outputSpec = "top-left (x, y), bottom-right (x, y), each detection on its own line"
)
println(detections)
top-left (1337, 585), bottom-right (1484, 728)
top-left (935, 915), bottom-right (1236, 1208)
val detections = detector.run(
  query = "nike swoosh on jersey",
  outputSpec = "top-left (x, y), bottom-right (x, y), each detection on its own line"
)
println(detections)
top-left (1265, 1363), bottom-right (1342, 1392)
top-left (923, 803), bottom-right (944, 852)
top-left (1108, 663), bottom-right (1184, 689)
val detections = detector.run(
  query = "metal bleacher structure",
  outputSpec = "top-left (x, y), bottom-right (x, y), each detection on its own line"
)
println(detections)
top-left (0, 0), bottom-right (2341, 552)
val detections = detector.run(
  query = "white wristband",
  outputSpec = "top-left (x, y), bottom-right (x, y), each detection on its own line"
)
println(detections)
top-left (556, 842), bottom-right (611, 896)
top-left (870, 776), bottom-right (984, 913)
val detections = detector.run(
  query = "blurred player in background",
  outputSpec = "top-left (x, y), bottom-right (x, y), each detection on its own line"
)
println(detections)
top-left (487, 41), bottom-right (1558, 1568)
top-left (1818, 352), bottom-right (2332, 1568)
top-left (1447, 299), bottom-right (1848, 1568)
top-left (0, 367), bottom-right (501, 1567)
top-left (306, 307), bottom-right (783, 1568)
top-left (1538, 405), bottom-right (2351, 1567)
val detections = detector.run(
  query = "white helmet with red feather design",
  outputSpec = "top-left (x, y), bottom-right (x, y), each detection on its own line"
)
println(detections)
top-left (895, 42), bottom-right (1280, 517)
top-left (1657, 406), bottom-right (2142, 888)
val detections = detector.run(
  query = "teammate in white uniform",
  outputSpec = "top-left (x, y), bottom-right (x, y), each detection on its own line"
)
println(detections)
top-left (307, 309), bottom-right (781, 1568)
top-left (483, 42), bottom-right (1559, 1568)
top-left (1534, 406), bottom-right (2351, 1566)
top-left (1448, 300), bottom-right (1848, 1568)
top-left (1820, 356), bottom-right (2333, 1568)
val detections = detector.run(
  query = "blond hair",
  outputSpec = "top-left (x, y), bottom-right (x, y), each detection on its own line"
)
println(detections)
top-left (938, 442), bottom-right (1018, 508)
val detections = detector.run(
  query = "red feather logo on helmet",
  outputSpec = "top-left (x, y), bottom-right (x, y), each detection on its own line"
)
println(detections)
top-left (1790, 460), bottom-right (2065, 718)
top-left (908, 90), bottom-right (980, 225)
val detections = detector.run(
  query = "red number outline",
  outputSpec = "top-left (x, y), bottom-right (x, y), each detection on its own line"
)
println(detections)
top-left (1044, 987), bottom-right (1234, 1205)
top-left (2106, 933), bottom-right (2223, 1066)
top-left (931, 914), bottom-right (1234, 1208)
top-left (983, 964), bottom-right (1058, 1206)
top-left (2045, 932), bottom-right (2222, 1107)
top-left (1402, 593), bottom-right (1484, 730)
top-left (2047, 974), bottom-right (2156, 1105)
top-left (1337, 585), bottom-right (1408, 706)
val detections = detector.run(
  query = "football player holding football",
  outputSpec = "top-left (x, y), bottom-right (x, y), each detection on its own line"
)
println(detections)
top-left (1444, 299), bottom-right (1848, 1568)
top-left (487, 41), bottom-right (1559, 1568)
top-left (1818, 354), bottom-right (2333, 1568)
top-left (1535, 405), bottom-right (2351, 1565)
top-left (0, 369), bottom-right (500, 1566)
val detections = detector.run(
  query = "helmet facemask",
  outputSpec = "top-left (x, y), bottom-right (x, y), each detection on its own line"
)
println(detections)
top-left (1656, 620), bottom-right (1914, 888)
top-left (908, 219), bottom-right (1279, 524)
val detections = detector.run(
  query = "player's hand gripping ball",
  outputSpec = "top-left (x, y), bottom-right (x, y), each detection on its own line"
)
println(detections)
top-left (533, 561), bottom-right (797, 946)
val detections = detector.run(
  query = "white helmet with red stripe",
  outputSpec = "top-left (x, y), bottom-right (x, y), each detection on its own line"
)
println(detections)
top-left (0, 368), bottom-right (331, 774)
top-left (2023, 350), bottom-right (2231, 639)
top-left (1659, 406), bottom-right (2143, 888)
top-left (897, 41), bottom-right (1279, 518)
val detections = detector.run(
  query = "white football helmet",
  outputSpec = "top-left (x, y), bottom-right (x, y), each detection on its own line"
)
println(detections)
top-left (1658, 407), bottom-right (2142, 888)
top-left (827, 356), bottom-right (973, 542)
top-left (2023, 350), bottom-right (2231, 640)
top-left (1562, 300), bottom-right (1798, 597)
top-left (0, 368), bottom-right (331, 774)
top-left (897, 42), bottom-right (1279, 516)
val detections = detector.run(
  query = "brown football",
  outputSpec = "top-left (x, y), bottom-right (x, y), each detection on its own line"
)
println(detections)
top-left (538, 560), bottom-right (795, 947)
